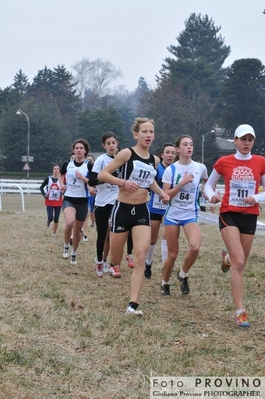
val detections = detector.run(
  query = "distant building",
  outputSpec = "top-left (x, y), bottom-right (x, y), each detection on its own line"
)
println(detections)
top-left (216, 137), bottom-right (235, 156)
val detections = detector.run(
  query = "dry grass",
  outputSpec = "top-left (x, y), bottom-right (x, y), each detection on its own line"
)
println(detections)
top-left (0, 194), bottom-right (265, 399)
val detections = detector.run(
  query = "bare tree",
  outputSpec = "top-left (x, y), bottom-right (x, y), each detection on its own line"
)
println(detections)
top-left (72, 58), bottom-right (122, 107)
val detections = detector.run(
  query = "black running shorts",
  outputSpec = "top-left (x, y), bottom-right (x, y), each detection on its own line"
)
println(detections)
top-left (219, 212), bottom-right (257, 235)
top-left (110, 201), bottom-right (150, 233)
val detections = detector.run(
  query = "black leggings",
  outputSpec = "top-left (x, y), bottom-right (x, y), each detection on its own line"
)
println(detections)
top-left (94, 204), bottom-right (113, 262)
top-left (47, 206), bottom-right (61, 223)
top-left (95, 204), bottom-right (134, 261)
top-left (127, 230), bottom-right (133, 254)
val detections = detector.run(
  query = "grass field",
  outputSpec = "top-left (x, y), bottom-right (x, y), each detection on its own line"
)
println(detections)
top-left (0, 194), bottom-right (265, 398)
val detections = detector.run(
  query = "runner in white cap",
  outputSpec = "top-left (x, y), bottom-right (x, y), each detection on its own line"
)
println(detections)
top-left (204, 124), bottom-right (265, 327)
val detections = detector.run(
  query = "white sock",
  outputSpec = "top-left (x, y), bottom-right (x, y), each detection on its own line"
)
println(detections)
top-left (146, 245), bottom-right (156, 265)
top-left (161, 239), bottom-right (168, 263)
top-left (71, 250), bottom-right (77, 256)
top-left (179, 269), bottom-right (188, 278)
top-left (162, 280), bottom-right (169, 286)
top-left (236, 309), bottom-right (245, 316)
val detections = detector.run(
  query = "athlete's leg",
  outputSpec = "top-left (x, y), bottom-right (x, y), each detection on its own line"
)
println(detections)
top-left (129, 225), bottom-right (151, 303)
top-left (181, 222), bottom-right (201, 273)
top-left (221, 226), bottom-right (254, 310)
top-left (162, 224), bottom-right (180, 283)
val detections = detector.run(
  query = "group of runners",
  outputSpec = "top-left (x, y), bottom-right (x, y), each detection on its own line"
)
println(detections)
top-left (40, 119), bottom-right (265, 327)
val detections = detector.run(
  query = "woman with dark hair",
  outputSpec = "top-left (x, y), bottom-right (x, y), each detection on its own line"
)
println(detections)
top-left (60, 139), bottom-right (92, 266)
top-left (161, 135), bottom-right (208, 297)
top-left (204, 124), bottom-right (265, 327)
top-left (39, 164), bottom-right (63, 237)
top-left (145, 143), bottom-right (176, 278)
top-left (89, 132), bottom-right (120, 277)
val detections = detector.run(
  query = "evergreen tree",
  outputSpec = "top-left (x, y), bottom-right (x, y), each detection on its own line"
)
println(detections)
top-left (144, 13), bottom-right (231, 168)
top-left (30, 66), bottom-right (55, 95)
top-left (0, 70), bottom-right (30, 115)
top-left (161, 13), bottom-right (230, 94)
top-left (30, 65), bottom-right (79, 139)
top-left (0, 98), bottom-right (74, 173)
top-left (52, 65), bottom-right (80, 114)
top-left (0, 87), bottom-right (17, 116)
top-left (134, 77), bottom-right (150, 117)
top-left (78, 107), bottom-right (125, 151)
top-left (147, 76), bottom-right (217, 168)
top-left (169, 13), bottom-right (230, 70)
top-left (0, 65), bottom-right (82, 173)
top-left (221, 58), bottom-right (265, 153)
top-left (12, 70), bottom-right (30, 96)
top-left (0, 107), bottom-right (25, 172)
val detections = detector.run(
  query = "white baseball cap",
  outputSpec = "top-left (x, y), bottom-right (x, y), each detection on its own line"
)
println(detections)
top-left (234, 124), bottom-right (256, 138)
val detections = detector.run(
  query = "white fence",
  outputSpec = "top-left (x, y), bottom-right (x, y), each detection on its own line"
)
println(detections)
top-left (0, 180), bottom-right (262, 212)
top-left (0, 179), bottom-right (42, 212)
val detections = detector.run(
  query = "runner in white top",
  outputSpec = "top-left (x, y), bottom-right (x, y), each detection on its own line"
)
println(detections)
top-left (89, 132), bottom-right (119, 277)
top-left (161, 134), bottom-right (208, 297)
top-left (59, 139), bottom-right (91, 266)
top-left (93, 155), bottom-right (119, 206)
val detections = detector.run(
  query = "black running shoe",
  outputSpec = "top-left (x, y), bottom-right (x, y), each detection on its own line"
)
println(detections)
top-left (161, 284), bottom-right (171, 296)
top-left (177, 275), bottom-right (189, 294)
top-left (144, 263), bottom-right (152, 279)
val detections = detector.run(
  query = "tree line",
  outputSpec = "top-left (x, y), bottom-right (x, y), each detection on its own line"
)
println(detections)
top-left (0, 13), bottom-right (265, 175)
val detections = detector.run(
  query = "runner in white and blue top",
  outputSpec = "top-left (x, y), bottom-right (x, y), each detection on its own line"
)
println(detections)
top-left (145, 143), bottom-right (176, 279)
top-left (161, 135), bottom-right (208, 297)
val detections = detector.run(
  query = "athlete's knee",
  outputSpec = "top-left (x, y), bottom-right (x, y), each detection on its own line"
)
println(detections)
top-left (232, 257), bottom-right (245, 272)
top-left (189, 243), bottom-right (200, 256)
top-left (167, 252), bottom-right (177, 262)
top-left (65, 221), bottom-right (74, 229)
top-left (133, 252), bottom-right (146, 267)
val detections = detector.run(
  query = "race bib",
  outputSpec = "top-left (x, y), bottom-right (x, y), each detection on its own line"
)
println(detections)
top-left (129, 160), bottom-right (156, 188)
top-left (152, 192), bottom-right (167, 210)
top-left (171, 183), bottom-right (196, 209)
top-left (229, 180), bottom-right (255, 207)
top-left (48, 189), bottom-right (61, 201)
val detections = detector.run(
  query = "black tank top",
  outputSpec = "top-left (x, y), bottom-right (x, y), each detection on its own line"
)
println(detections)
top-left (119, 148), bottom-right (157, 189)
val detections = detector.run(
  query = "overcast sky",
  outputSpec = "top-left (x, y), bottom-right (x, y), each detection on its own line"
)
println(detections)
top-left (1, 1), bottom-right (264, 92)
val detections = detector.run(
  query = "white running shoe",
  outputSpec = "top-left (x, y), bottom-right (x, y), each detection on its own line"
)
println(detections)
top-left (63, 247), bottom-right (70, 259)
top-left (103, 262), bottom-right (109, 273)
top-left (94, 257), bottom-right (104, 277)
top-left (96, 262), bottom-right (103, 277)
top-left (70, 254), bottom-right (77, 265)
top-left (126, 306), bottom-right (143, 316)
